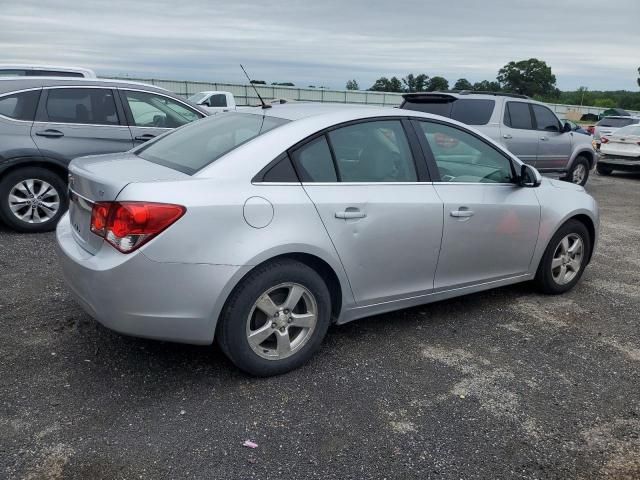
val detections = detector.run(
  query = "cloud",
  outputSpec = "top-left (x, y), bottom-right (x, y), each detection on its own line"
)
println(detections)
top-left (1, 0), bottom-right (638, 90)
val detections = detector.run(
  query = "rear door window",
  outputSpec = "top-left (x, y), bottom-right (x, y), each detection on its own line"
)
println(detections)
top-left (0, 90), bottom-right (41, 121)
top-left (327, 120), bottom-right (417, 182)
top-left (44, 88), bottom-right (119, 125)
top-left (291, 136), bottom-right (337, 182)
top-left (504, 102), bottom-right (534, 130)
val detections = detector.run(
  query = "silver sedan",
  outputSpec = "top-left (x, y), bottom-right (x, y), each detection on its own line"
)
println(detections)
top-left (56, 104), bottom-right (599, 376)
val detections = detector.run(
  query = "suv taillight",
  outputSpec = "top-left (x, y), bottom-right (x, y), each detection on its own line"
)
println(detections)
top-left (90, 202), bottom-right (186, 253)
top-left (601, 137), bottom-right (609, 144)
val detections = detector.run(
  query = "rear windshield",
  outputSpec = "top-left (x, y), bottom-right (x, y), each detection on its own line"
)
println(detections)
top-left (137, 112), bottom-right (289, 174)
top-left (613, 125), bottom-right (640, 136)
top-left (597, 117), bottom-right (635, 128)
top-left (402, 98), bottom-right (495, 125)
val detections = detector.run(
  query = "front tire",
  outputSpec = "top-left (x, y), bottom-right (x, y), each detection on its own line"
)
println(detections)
top-left (217, 259), bottom-right (331, 376)
top-left (534, 220), bottom-right (591, 294)
top-left (562, 156), bottom-right (590, 186)
top-left (0, 167), bottom-right (68, 233)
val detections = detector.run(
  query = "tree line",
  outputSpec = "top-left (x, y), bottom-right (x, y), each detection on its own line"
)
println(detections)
top-left (347, 59), bottom-right (640, 111)
top-left (246, 60), bottom-right (640, 110)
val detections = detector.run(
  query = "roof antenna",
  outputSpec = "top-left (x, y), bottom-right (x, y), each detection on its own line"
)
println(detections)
top-left (240, 64), bottom-right (271, 109)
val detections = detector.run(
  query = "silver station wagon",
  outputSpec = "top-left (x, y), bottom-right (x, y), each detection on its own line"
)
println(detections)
top-left (57, 104), bottom-right (599, 376)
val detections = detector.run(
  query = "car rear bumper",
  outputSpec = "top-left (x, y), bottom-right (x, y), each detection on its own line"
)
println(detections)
top-left (598, 155), bottom-right (640, 171)
top-left (56, 212), bottom-right (243, 345)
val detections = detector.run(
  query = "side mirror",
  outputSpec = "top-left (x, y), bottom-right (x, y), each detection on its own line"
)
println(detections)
top-left (563, 122), bottom-right (572, 133)
top-left (520, 164), bottom-right (542, 188)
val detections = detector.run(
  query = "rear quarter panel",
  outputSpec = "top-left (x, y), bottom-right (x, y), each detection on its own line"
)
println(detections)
top-left (116, 177), bottom-right (356, 312)
top-left (0, 117), bottom-right (43, 171)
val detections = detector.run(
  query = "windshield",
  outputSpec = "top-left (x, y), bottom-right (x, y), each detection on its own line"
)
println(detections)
top-left (188, 92), bottom-right (208, 104)
top-left (137, 112), bottom-right (289, 174)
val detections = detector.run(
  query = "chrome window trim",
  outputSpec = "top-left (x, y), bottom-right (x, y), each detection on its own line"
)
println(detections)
top-left (40, 86), bottom-right (123, 128)
top-left (296, 181), bottom-right (517, 186)
top-left (32, 120), bottom-right (129, 129)
top-left (300, 181), bottom-right (435, 186)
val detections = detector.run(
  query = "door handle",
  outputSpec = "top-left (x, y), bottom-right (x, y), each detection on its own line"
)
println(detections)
top-left (35, 129), bottom-right (64, 138)
top-left (134, 134), bottom-right (156, 142)
top-left (335, 209), bottom-right (366, 220)
top-left (450, 208), bottom-right (474, 218)
top-left (540, 136), bottom-right (548, 141)
top-left (502, 134), bottom-right (513, 139)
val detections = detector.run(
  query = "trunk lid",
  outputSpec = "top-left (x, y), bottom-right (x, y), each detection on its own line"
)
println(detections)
top-left (601, 135), bottom-right (640, 158)
top-left (67, 152), bottom-right (188, 254)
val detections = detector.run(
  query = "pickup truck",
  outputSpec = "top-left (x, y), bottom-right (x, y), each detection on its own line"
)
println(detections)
top-left (188, 91), bottom-right (237, 113)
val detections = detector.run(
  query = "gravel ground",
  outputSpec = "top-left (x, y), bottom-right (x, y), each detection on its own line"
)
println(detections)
top-left (1, 173), bottom-right (639, 480)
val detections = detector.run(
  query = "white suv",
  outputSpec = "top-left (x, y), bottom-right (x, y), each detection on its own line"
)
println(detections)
top-left (401, 92), bottom-right (596, 185)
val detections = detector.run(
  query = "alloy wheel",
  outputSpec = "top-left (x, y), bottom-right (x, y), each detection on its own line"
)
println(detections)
top-left (571, 164), bottom-right (586, 184)
top-left (551, 233), bottom-right (584, 285)
top-left (246, 282), bottom-right (318, 360)
top-left (8, 179), bottom-right (60, 224)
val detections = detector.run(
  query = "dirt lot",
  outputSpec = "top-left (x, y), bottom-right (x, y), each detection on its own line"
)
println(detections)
top-left (1, 173), bottom-right (639, 480)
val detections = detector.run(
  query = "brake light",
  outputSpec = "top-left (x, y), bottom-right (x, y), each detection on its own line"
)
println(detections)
top-left (601, 137), bottom-right (609, 144)
top-left (90, 202), bottom-right (186, 253)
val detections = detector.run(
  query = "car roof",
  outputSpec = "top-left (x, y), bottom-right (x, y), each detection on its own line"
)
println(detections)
top-left (235, 102), bottom-right (506, 136)
top-left (0, 77), bottom-right (173, 96)
top-left (240, 102), bottom-right (403, 121)
top-left (0, 64), bottom-right (96, 77)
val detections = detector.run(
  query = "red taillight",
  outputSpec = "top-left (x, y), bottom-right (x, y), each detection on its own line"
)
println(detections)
top-left (90, 202), bottom-right (186, 253)
top-left (600, 137), bottom-right (609, 144)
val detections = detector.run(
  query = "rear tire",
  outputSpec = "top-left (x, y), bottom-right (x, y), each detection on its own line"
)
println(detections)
top-left (596, 164), bottom-right (613, 176)
top-left (0, 167), bottom-right (67, 233)
top-left (534, 220), bottom-right (591, 295)
top-left (562, 156), bottom-right (590, 186)
top-left (217, 259), bottom-right (331, 376)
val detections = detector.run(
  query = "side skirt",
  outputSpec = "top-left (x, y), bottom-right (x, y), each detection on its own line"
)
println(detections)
top-left (336, 273), bottom-right (533, 325)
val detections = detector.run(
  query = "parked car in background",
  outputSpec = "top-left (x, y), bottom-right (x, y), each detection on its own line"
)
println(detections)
top-left (188, 91), bottom-right (237, 113)
top-left (401, 92), bottom-right (596, 186)
top-left (593, 116), bottom-right (640, 150)
top-left (0, 77), bottom-right (207, 232)
top-left (57, 104), bottom-right (598, 376)
top-left (0, 64), bottom-right (96, 78)
top-left (597, 124), bottom-right (640, 175)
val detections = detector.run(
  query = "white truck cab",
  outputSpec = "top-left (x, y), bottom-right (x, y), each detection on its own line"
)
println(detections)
top-left (188, 91), bottom-right (237, 113)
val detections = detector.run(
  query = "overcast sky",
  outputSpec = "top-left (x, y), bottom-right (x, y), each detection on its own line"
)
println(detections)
top-left (2, 0), bottom-right (639, 91)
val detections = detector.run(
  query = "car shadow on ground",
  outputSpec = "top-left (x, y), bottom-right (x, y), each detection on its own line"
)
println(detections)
top-left (75, 280), bottom-right (533, 382)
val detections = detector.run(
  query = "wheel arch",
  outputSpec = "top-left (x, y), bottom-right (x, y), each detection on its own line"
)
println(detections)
top-left (0, 157), bottom-right (68, 183)
top-left (569, 148), bottom-right (595, 169)
top-left (538, 212), bottom-right (597, 272)
top-left (209, 247), bottom-right (354, 343)
top-left (569, 213), bottom-right (596, 264)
